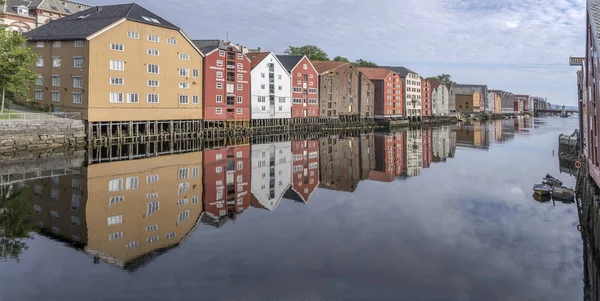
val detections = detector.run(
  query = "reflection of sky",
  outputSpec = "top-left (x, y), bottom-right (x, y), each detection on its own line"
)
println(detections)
top-left (0, 117), bottom-right (583, 301)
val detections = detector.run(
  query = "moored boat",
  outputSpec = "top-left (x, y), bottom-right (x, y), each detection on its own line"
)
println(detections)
top-left (533, 184), bottom-right (552, 196)
top-left (543, 174), bottom-right (563, 186)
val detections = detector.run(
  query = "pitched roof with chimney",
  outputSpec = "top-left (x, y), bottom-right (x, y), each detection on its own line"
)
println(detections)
top-left (248, 52), bottom-right (271, 70)
top-left (24, 3), bottom-right (178, 41)
top-left (311, 61), bottom-right (350, 74)
top-left (275, 55), bottom-right (304, 73)
top-left (357, 67), bottom-right (393, 80)
top-left (383, 66), bottom-right (417, 78)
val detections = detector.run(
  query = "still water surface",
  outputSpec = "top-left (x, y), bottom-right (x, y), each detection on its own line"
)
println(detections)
top-left (0, 117), bottom-right (582, 301)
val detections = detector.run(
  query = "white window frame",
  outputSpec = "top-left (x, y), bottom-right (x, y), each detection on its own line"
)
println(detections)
top-left (147, 80), bottom-right (159, 87)
top-left (109, 92), bottom-right (124, 103)
top-left (110, 43), bottom-right (124, 51)
top-left (167, 37), bottom-right (177, 45)
top-left (52, 57), bottom-right (61, 68)
top-left (147, 94), bottom-right (160, 103)
top-left (216, 95), bottom-right (223, 103)
top-left (36, 42), bottom-right (44, 48)
top-left (216, 82), bottom-right (223, 89)
top-left (74, 40), bottom-right (84, 47)
top-left (110, 60), bottom-right (124, 71)
top-left (51, 91), bottom-right (60, 102)
top-left (110, 77), bottom-right (124, 85)
top-left (219, 50), bottom-right (225, 57)
top-left (236, 108), bottom-right (242, 115)
top-left (51, 75), bottom-right (61, 87)
top-left (192, 95), bottom-right (199, 104)
top-left (73, 57), bottom-right (83, 68)
top-left (179, 82), bottom-right (189, 89)
top-left (127, 93), bottom-right (139, 103)
top-left (179, 68), bottom-right (189, 76)
top-left (216, 108), bottom-right (222, 114)
top-left (216, 60), bottom-right (223, 67)
top-left (147, 64), bottom-right (159, 74)
top-left (179, 95), bottom-right (189, 104)
top-left (36, 56), bottom-right (44, 67)
top-left (147, 49), bottom-right (159, 56)
top-left (179, 53), bottom-right (190, 60)
top-left (192, 69), bottom-right (199, 78)
top-left (127, 31), bottom-right (139, 39)
top-left (72, 76), bottom-right (82, 88)
top-left (52, 41), bottom-right (61, 48)
top-left (34, 90), bottom-right (43, 101)
top-left (72, 92), bottom-right (82, 104)
top-left (147, 34), bottom-right (160, 42)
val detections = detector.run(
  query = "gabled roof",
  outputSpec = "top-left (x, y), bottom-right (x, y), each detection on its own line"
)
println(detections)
top-left (454, 84), bottom-right (488, 92)
top-left (357, 67), bottom-right (393, 80)
top-left (311, 61), bottom-right (350, 74)
top-left (275, 55), bottom-right (304, 73)
top-left (24, 3), bottom-right (178, 41)
top-left (191, 39), bottom-right (241, 56)
top-left (248, 52), bottom-right (272, 70)
top-left (383, 66), bottom-right (417, 78)
top-left (454, 87), bottom-right (477, 95)
top-left (3, 0), bottom-right (90, 15)
top-left (427, 78), bottom-right (440, 89)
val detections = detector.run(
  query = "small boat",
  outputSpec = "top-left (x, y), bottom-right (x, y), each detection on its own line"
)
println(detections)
top-left (552, 186), bottom-right (575, 202)
top-left (532, 193), bottom-right (551, 203)
top-left (533, 184), bottom-right (552, 196)
top-left (543, 174), bottom-right (563, 186)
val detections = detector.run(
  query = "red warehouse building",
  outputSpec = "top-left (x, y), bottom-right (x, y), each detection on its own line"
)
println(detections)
top-left (193, 40), bottom-right (251, 126)
top-left (202, 145), bottom-right (251, 226)
top-left (284, 139), bottom-right (320, 203)
top-left (276, 55), bottom-right (319, 118)
top-left (358, 67), bottom-right (403, 118)
top-left (368, 132), bottom-right (405, 182)
top-left (422, 79), bottom-right (432, 117)
top-left (422, 127), bottom-right (433, 168)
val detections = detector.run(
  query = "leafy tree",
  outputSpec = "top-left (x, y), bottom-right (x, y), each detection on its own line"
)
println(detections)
top-left (333, 56), bottom-right (350, 63)
top-left (0, 186), bottom-right (35, 262)
top-left (0, 27), bottom-right (37, 114)
top-left (353, 59), bottom-right (378, 67)
top-left (283, 45), bottom-right (329, 61)
top-left (432, 74), bottom-right (456, 85)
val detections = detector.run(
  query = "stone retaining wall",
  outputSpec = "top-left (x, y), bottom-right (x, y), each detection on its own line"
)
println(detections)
top-left (0, 119), bottom-right (86, 154)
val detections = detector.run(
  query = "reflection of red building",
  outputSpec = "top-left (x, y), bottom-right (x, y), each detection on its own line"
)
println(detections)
top-left (421, 79), bottom-right (432, 117)
top-left (202, 145), bottom-right (251, 226)
top-left (422, 127), bottom-right (433, 168)
top-left (285, 139), bottom-right (319, 203)
top-left (369, 132), bottom-right (404, 182)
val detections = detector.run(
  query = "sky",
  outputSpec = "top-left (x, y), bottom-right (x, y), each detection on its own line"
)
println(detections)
top-left (84, 0), bottom-right (587, 106)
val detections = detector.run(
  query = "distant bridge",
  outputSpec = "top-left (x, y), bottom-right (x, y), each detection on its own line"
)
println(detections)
top-left (536, 109), bottom-right (578, 114)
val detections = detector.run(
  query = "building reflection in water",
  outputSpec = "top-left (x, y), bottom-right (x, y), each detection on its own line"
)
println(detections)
top-left (22, 119), bottom-right (540, 271)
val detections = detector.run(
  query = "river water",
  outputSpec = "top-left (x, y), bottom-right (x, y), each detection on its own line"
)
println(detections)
top-left (0, 117), bottom-right (583, 301)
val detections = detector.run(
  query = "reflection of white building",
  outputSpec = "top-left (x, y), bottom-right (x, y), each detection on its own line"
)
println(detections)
top-left (251, 141), bottom-right (292, 211)
top-left (432, 83), bottom-right (450, 116)
top-left (406, 128), bottom-right (423, 176)
top-left (432, 125), bottom-right (451, 161)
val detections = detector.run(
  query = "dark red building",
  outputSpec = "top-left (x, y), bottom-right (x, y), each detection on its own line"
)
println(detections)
top-left (284, 139), bottom-right (320, 203)
top-left (422, 127), bottom-right (433, 168)
top-left (358, 67), bottom-right (403, 118)
top-left (421, 79), bottom-right (432, 117)
top-left (276, 55), bottom-right (319, 118)
top-left (193, 40), bottom-right (251, 125)
top-left (202, 145), bottom-right (251, 226)
top-left (369, 132), bottom-right (405, 182)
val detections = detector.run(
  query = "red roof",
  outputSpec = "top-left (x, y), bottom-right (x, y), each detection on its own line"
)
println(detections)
top-left (248, 52), bottom-right (271, 70)
top-left (427, 78), bottom-right (440, 89)
top-left (357, 67), bottom-right (394, 80)
top-left (311, 61), bottom-right (351, 74)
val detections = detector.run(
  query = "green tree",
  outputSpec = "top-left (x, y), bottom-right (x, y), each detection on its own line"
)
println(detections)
top-left (0, 26), bottom-right (37, 114)
top-left (431, 74), bottom-right (456, 84)
top-left (353, 59), bottom-right (378, 67)
top-left (283, 45), bottom-right (329, 61)
top-left (333, 56), bottom-right (350, 63)
top-left (0, 186), bottom-right (35, 262)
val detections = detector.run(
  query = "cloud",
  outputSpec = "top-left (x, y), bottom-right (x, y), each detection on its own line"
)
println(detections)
top-left (84, 0), bottom-right (586, 105)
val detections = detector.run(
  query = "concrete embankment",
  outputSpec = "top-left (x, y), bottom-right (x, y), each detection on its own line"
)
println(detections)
top-left (0, 118), bottom-right (86, 154)
top-left (576, 166), bottom-right (600, 298)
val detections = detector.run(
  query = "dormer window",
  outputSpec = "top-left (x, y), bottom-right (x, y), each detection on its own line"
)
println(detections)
top-left (141, 16), bottom-right (160, 24)
top-left (78, 13), bottom-right (90, 19)
top-left (16, 6), bottom-right (28, 15)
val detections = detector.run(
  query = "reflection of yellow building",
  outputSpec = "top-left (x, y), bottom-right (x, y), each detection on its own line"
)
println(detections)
top-left (30, 152), bottom-right (204, 269)
top-left (494, 120), bottom-right (503, 141)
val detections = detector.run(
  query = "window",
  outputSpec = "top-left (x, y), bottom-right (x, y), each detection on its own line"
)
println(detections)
top-left (237, 108), bottom-right (242, 115)
top-left (293, 87), bottom-right (302, 93)
top-left (53, 41), bottom-right (61, 48)
top-left (237, 96), bottom-right (242, 104)
top-left (36, 42), bottom-right (44, 48)
top-left (177, 198), bottom-right (189, 205)
top-left (192, 166), bottom-right (199, 178)
top-left (216, 82), bottom-right (223, 89)
top-left (227, 84), bottom-right (234, 93)
top-left (179, 82), bottom-right (189, 89)
top-left (51, 211), bottom-right (60, 219)
top-left (147, 94), bottom-right (159, 103)
top-left (147, 201), bottom-right (160, 216)
top-left (309, 88), bottom-right (317, 94)
top-left (166, 232), bottom-right (176, 239)
top-left (146, 225), bottom-right (158, 232)
top-left (237, 63), bottom-right (243, 69)
top-left (310, 74), bottom-right (314, 78)
top-left (147, 193), bottom-right (158, 199)
top-left (109, 92), bottom-right (123, 103)
top-left (237, 84), bottom-right (242, 90)
top-left (219, 50), bottom-right (225, 57)
top-left (167, 37), bottom-right (177, 45)
top-left (179, 168), bottom-right (189, 180)
top-left (216, 108), bottom-right (222, 114)
top-left (34, 90), bottom-right (43, 100)
top-left (127, 31), bottom-right (139, 39)
top-left (238, 53), bottom-right (243, 60)
top-left (52, 57), bottom-right (61, 67)
top-left (35, 75), bottom-right (43, 86)
top-left (257, 96), bottom-right (266, 103)
top-left (193, 69), bottom-right (199, 78)
top-left (72, 76), bottom-right (82, 88)
top-left (278, 85), bottom-right (283, 91)
top-left (51, 76), bottom-right (61, 87)
top-left (147, 48), bottom-right (159, 56)
top-left (110, 43), bottom-right (124, 51)
top-left (216, 71), bottom-right (223, 78)
top-left (126, 241), bottom-right (139, 249)
top-left (147, 64), bottom-right (159, 74)
top-left (147, 174), bottom-right (159, 183)
top-left (303, 64), bottom-right (307, 70)
top-left (72, 92), bottom-right (82, 104)
top-left (179, 68), bottom-right (189, 76)
top-left (192, 196), bottom-right (199, 204)
top-left (73, 57), bottom-right (83, 68)
top-left (71, 195), bottom-right (81, 210)
top-left (178, 210), bottom-right (190, 223)
top-left (110, 60), bottom-right (124, 71)
top-left (72, 40), bottom-right (84, 48)
top-left (179, 53), bottom-right (190, 60)
top-left (237, 73), bottom-right (243, 81)
top-left (110, 77), bottom-right (124, 85)
top-left (216, 60), bottom-right (223, 67)
top-left (216, 95), bottom-right (222, 103)
top-left (108, 215), bottom-right (123, 226)
top-left (50, 189), bottom-right (59, 202)
top-left (109, 232), bottom-right (123, 240)
top-left (127, 93), bottom-right (139, 103)
top-left (261, 84), bottom-right (266, 90)
top-left (51, 91), bottom-right (60, 102)
top-left (36, 56), bottom-right (44, 67)
top-left (126, 177), bottom-right (138, 190)
top-left (216, 166), bottom-right (223, 173)
top-left (179, 95), bottom-right (189, 104)
top-left (109, 179), bottom-right (123, 191)
top-left (109, 196), bottom-right (125, 206)
top-left (147, 80), bottom-right (159, 87)
top-left (147, 34), bottom-right (160, 42)
top-left (71, 216), bottom-right (81, 226)
top-left (192, 95), bottom-right (199, 104)
top-left (178, 183), bottom-right (189, 195)
top-left (293, 98), bottom-right (302, 104)
top-left (237, 161), bottom-right (243, 170)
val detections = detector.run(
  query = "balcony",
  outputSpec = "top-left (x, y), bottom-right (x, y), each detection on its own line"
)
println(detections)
top-left (227, 62), bottom-right (235, 70)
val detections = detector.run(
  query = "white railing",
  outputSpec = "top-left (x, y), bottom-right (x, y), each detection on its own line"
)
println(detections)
top-left (0, 111), bottom-right (81, 122)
